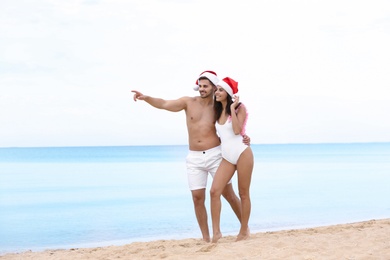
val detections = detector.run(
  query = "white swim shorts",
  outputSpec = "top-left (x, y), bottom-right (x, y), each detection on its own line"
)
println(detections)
top-left (185, 145), bottom-right (232, 190)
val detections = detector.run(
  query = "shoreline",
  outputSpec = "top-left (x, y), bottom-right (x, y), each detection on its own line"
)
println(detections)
top-left (2, 218), bottom-right (389, 259)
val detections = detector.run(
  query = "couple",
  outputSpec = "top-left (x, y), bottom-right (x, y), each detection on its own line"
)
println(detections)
top-left (132, 70), bottom-right (254, 243)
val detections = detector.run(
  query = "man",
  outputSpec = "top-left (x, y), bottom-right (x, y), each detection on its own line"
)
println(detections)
top-left (132, 71), bottom-right (249, 242)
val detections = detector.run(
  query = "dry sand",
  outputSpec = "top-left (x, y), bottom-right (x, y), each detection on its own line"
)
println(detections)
top-left (1, 219), bottom-right (389, 259)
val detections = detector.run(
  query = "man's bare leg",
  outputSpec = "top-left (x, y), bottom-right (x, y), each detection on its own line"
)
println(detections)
top-left (191, 188), bottom-right (210, 242)
top-left (222, 183), bottom-right (242, 223)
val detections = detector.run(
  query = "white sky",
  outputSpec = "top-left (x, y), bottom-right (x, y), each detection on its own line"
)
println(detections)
top-left (1, 0), bottom-right (389, 147)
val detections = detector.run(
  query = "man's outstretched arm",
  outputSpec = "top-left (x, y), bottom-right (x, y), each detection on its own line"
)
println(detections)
top-left (132, 90), bottom-right (187, 112)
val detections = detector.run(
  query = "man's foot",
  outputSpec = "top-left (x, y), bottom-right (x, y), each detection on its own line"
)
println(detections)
top-left (236, 227), bottom-right (250, 242)
top-left (211, 232), bottom-right (222, 243)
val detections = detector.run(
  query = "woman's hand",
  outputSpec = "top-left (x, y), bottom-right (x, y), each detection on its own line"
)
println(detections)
top-left (230, 95), bottom-right (239, 110)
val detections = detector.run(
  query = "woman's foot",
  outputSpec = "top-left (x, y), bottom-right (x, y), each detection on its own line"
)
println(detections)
top-left (203, 237), bottom-right (211, 243)
top-left (211, 232), bottom-right (222, 243)
top-left (236, 227), bottom-right (250, 242)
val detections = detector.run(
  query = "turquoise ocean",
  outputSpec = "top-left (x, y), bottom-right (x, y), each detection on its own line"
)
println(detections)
top-left (1, 143), bottom-right (390, 254)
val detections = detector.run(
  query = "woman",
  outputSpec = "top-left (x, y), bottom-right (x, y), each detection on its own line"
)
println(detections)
top-left (210, 77), bottom-right (254, 243)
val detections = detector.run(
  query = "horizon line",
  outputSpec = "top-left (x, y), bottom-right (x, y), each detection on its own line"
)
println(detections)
top-left (1, 141), bottom-right (389, 149)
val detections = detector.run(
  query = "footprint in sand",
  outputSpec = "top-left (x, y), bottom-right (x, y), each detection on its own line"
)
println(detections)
top-left (179, 243), bottom-right (191, 248)
top-left (197, 243), bottom-right (217, 252)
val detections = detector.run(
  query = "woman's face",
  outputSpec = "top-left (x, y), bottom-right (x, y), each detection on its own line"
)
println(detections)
top-left (215, 86), bottom-right (229, 102)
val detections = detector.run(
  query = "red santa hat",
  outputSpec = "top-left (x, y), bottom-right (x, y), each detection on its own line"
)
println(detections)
top-left (193, 70), bottom-right (219, 91)
top-left (217, 77), bottom-right (238, 97)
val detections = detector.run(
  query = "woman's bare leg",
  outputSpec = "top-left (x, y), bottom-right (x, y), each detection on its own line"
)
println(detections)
top-left (210, 159), bottom-right (236, 243)
top-left (236, 148), bottom-right (254, 241)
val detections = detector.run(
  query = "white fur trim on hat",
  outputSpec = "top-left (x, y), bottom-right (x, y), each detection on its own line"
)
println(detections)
top-left (194, 71), bottom-right (219, 91)
top-left (217, 80), bottom-right (234, 97)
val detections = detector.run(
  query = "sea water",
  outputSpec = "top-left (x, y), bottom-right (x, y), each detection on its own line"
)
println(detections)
top-left (0, 143), bottom-right (389, 254)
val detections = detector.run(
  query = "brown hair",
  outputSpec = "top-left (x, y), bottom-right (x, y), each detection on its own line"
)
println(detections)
top-left (198, 76), bottom-right (216, 87)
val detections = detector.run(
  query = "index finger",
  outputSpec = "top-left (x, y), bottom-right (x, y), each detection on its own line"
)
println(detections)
top-left (131, 90), bottom-right (139, 101)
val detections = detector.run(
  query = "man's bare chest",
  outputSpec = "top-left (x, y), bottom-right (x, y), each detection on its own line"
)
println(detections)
top-left (186, 107), bottom-right (214, 124)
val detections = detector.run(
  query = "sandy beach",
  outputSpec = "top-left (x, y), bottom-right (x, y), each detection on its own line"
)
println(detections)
top-left (1, 219), bottom-right (389, 259)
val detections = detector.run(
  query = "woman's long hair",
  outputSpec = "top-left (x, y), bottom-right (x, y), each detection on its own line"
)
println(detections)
top-left (214, 94), bottom-right (241, 121)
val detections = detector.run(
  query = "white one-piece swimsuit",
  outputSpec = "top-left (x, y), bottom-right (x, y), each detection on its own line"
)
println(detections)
top-left (216, 116), bottom-right (248, 165)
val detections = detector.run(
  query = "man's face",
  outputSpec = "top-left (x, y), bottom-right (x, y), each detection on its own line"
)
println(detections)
top-left (198, 79), bottom-right (215, 98)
